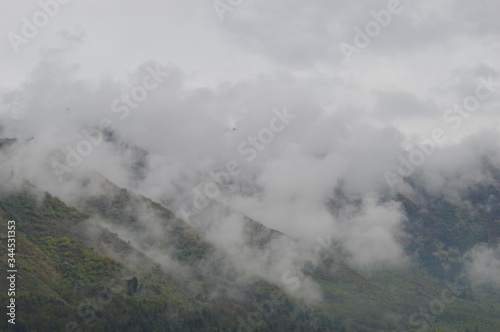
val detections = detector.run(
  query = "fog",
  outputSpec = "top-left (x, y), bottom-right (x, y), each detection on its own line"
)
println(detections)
top-left (1, 0), bottom-right (499, 297)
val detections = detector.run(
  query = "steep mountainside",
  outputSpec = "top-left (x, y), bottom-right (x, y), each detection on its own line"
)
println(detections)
top-left (0, 175), bottom-right (499, 331)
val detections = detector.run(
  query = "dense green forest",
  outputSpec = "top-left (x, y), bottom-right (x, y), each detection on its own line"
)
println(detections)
top-left (0, 179), bottom-right (498, 331)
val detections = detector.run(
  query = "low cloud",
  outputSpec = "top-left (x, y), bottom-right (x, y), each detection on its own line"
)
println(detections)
top-left (464, 243), bottom-right (500, 290)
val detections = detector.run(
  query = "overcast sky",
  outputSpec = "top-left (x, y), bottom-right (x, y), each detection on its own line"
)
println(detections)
top-left (1, 0), bottom-right (499, 140)
top-left (1, 0), bottom-right (499, 271)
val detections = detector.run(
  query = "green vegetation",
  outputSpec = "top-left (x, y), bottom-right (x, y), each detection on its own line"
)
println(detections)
top-left (0, 181), bottom-right (498, 331)
top-left (81, 185), bottom-right (213, 263)
top-left (0, 187), bottom-right (344, 331)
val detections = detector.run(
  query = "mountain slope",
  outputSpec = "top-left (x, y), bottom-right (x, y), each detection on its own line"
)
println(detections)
top-left (0, 174), bottom-right (499, 331)
top-left (0, 183), bottom-right (340, 331)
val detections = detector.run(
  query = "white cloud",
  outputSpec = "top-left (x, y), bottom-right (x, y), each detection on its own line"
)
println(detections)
top-left (465, 244), bottom-right (500, 289)
top-left (1, 0), bottom-right (499, 277)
